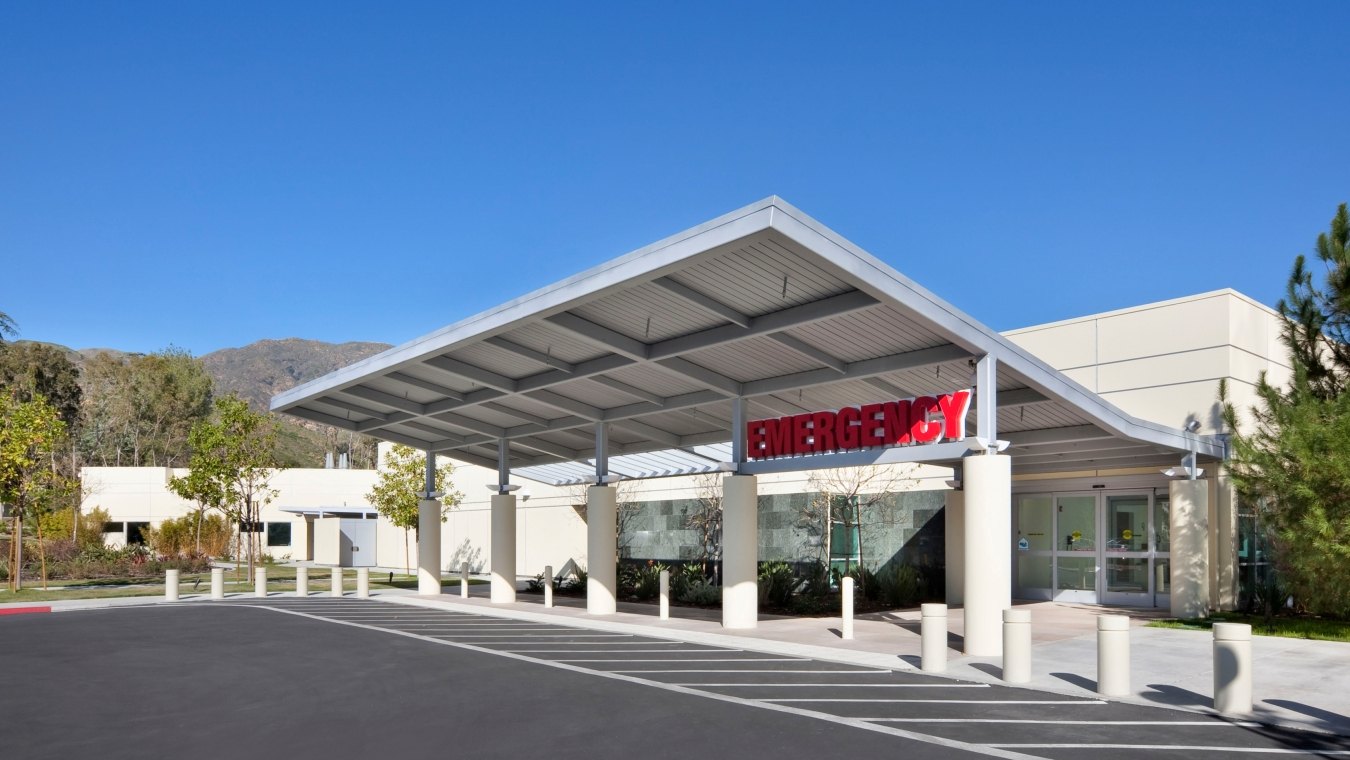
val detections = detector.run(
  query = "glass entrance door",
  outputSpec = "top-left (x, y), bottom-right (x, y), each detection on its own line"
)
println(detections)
top-left (1054, 495), bottom-right (1098, 603)
top-left (1014, 490), bottom-right (1170, 607)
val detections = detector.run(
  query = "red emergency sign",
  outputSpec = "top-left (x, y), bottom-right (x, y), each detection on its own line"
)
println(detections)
top-left (745, 389), bottom-right (972, 460)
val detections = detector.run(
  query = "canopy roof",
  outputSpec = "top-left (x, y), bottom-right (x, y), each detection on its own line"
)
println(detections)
top-left (272, 197), bottom-right (1223, 486)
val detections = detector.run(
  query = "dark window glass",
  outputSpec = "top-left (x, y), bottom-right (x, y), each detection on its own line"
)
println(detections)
top-left (266, 522), bottom-right (292, 547)
top-left (126, 522), bottom-right (150, 545)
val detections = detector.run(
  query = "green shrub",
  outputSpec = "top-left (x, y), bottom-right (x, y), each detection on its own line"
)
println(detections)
top-left (798, 560), bottom-right (832, 599)
top-left (876, 563), bottom-right (923, 608)
top-left (670, 563), bottom-right (705, 599)
top-left (677, 578), bottom-right (722, 606)
top-left (758, 561), bottom-right (796, 608)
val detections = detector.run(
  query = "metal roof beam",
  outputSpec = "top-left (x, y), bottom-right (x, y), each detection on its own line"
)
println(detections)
top-left (588, 375), bottom-right (665, 406)
top-left (514, 437), bottom-right (583, 460)
top-left (386, 372), bottom-right (466, 401)
top-left (1000, 387), bottom-right (1050, 407)
top-left (653, 357), bottom-right (743, 396)
top-left (769, 333), bottom-right (846, 373)
top-left (341, 386), bottom-right (426, 415)
top-left (485, 336), bottom-right (576, 373)
top-left (610, 419), bottom-right (681, 448)
top-left (424, 355), bottom-right (519, 393)
top-left (652, 276), bottom-right (752, 328)
top-left (1006, 425), bottom-right (1113, 447)
top-left (525, 389), bottom-right (604, 421)
top-left (742, 343), bottom-right (970, 397)
top-left (428, 412), bottom-right (509, 439)
top-left (315, 397), bottom-right (389, 421)
top-left (648, 290), bottom-right (878, 360)
top-left (478, 401), bottom-right (557, 427)
top-left (544, 312), bottom-right (651, 360)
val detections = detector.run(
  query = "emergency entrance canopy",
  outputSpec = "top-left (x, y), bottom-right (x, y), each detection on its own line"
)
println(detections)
top-left (271, 197), bottom-right (1222, 484)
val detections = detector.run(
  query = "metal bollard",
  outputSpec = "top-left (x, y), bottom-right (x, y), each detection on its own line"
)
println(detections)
top-left (841, 576), bottom-right (855, 640)
top-left (357, 567), bottom-right (370, 598)
top-left (255, 568), bottom-right (267, 598)
top-left (921, 603), bottom-right (948, 673)
top-left (1213, 623), bottom-right (1253, 714)
top-left (1002, 608), bottom-right (1032, 683)
top-left (543, 565), bottom-right (554, 608)
top-left (296, 567), bottom-right (308, 597)
top-left (165, 569), bottom-right (179, 601)
top-left (211, 567), bottom-right (224, 599)
top-left (659, 569), bottom-right (670, 620)
top-left (1096, 615), bottom-right (1131, 696)
top-left (331, 568), bottom-right (343, 597)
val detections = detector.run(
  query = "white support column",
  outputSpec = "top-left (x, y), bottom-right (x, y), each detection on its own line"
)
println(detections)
top-left (491, 493), bottom-right (517, 603)
top-left (944, 488), bottom-right (965, 605)
top-left (586, 485), bottom-right (617, 615)
top-left (1170, 478), bottom-right (1211, 618)
top-left (722, 474), bottom-right (758, 630)
top-left (962, 453), bottom-right (1011, 656)
top-left (417, 498), bottom-right (442, 595)
top-left (1215, 473), bottom-right (1238, 611)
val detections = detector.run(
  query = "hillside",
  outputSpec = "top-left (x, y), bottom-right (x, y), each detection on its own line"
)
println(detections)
top-left (200, 338), bottom-right (392, 468)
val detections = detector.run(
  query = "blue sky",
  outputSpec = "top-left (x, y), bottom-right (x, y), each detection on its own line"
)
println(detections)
top-left (2, 2), bottom-right (1346, 355)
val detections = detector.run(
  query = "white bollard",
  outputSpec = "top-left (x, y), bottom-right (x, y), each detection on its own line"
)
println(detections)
top-left (296, 567), bottom-right (308, 597)
top-left (331, 568), bottom-right (343, 597)
top-left (460, 562), bottom-right (470, 598)
top-left (921, 603), bottom-right (948, 672)
top-left (1002, 608), bottom-right (1032, 683)
top-left (254, 568), bottom-right (267, 598)
top-left (211, 567), bottom-right (224, 599)
top-left (357, 567), bottom-right (370, 598)
top-left (1097, 615), bottom-right (1131, 696)
top-left (841, 576), bottom-right (855, 640)
top-left (1213, 622), bottom-right (1253, 714)
top-left (659, 569), bottom-right (670, 620)
top-left (543, 565), bottom-right (554, 608)
top-left (165, 569), bottom-right (179, 601)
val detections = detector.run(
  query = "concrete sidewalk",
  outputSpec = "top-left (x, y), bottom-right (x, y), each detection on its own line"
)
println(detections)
top-left (381, 589), bottom-right (1350, 737)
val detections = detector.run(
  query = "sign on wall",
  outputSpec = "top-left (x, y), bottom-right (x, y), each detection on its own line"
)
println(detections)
top-left (745, 389), bottom-right (972, 460)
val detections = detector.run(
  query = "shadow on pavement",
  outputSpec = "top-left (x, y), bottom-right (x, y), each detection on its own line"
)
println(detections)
top-left (1141, 683), bottom-right (1210, 708)
top-left (1265, 699), bottom-right (1350, 735)
top-left (1050, 671), bottom-right (1096, 691)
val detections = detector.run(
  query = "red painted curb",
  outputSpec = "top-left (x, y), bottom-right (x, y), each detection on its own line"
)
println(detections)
top-left (0, 606), bottom-right (53, 616)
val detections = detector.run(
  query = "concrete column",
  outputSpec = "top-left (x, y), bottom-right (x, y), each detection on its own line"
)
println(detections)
top-left (921, 603), bottom-right (948, 673)
top-left (841, 576), bottom-right (855, 640)
top-left (331, 568), bottom-right (343, 597)
top-left (254, 568), bottom-right (267, 598)
top-left (944, 489), bottom-right (965, 605)
top-left (357, 567), bottom-right (369, 598)
top-left (460, 562), bottom-right (469, 598)
top-left (1169, 478), bottom-right (1211, 619)
top-left (165, 569), bottom-right (179, 601)
top-left (1213, 622), bottom-right (1253, 714)
top-left (296, 567), bottom-right (308, 597)
top-left (491, 493), bottom-right (517, 604)
top-left (543, 565), bottom-right (554, 608)
top-left (659, 569), bottom-right (670, 620)
top-left (721, 474), bottom-right (758, 630)
top-left (962, 454), bottom-right (1011, 656)
top-left (586, 486), bottom-right (616, 614)
top-left (1002, 608), bottom-right (1031, 683)
top-left (417, 498), bottom-right (442, 596)
top-left (210, 568), bottom-right (224, 600)
top-left (1097, 615), bottom-right (1131, 696)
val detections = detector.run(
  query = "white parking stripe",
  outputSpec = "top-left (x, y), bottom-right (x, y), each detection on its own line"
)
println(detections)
top-left (684, 683), bottom-right (990, 688)
top-left (770, 699), bottom-right (1107, 705)
top-left (611, 669), bottom-right (891, 674)
top-left (869, 719), bottom-right (1263, 725)
top-left (241, 605), bottom-right (1042, 760)
top-left (553, 658), bottom-right (804, 663)
top-left (988, 745), bottom-right (1350, 754)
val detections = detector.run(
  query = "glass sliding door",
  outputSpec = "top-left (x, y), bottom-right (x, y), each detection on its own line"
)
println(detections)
top-left (1015, 495), bottom-right (1054, 600)
top-left (1102, 494), bottom-right (1151, 605)
top-left (1054, 495), bottom-right (1098, 603)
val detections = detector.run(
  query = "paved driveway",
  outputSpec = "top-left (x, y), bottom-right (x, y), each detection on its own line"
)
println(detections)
top-left (2, 599), bottom-right (1346, 759)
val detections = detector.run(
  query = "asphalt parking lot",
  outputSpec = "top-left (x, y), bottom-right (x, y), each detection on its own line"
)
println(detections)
top-left (3, 599), bottom-right (1347, 760)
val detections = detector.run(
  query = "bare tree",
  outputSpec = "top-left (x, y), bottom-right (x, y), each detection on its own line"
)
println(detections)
top-left (804, 464), bottom-right (917, 585)
top-left (684, 473), bottom-right (723, 576)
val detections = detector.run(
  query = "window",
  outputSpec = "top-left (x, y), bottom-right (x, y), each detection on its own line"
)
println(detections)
top-left (102, 521), bottom-right (124, 534)
top-left (126, 522), bottom-right (150, 545)
top-left (266, 522), bottom-right (292, 547)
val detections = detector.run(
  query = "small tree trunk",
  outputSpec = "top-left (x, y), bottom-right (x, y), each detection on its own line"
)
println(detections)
top-left (404, 529), bottom-right (410, 576)
top-left (15, 514), bottom-right (23, 592)
top-left (195, 508), bottom-right (203, 556)
top-left (36, 518), bottom-right (48, 590)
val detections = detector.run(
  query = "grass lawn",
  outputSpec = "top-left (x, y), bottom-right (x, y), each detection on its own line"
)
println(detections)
top-left (1148, 612), bottom-right (1350, 643)
top-left (0, 568), bottom-right (488, 603)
